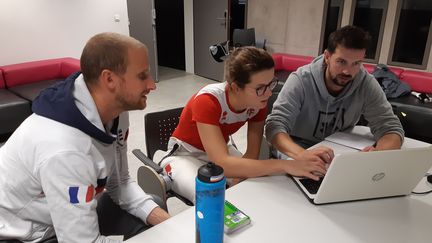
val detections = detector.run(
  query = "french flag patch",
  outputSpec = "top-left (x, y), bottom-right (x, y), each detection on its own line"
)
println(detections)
top-left (69, 185), bottom-right (95, 204)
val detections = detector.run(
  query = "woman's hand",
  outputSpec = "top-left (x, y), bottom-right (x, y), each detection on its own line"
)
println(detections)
top-left (281, 159), bottom-right (327, 181)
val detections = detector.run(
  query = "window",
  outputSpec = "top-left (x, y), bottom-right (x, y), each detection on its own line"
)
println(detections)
top-left (320, 0), bottom-right (345, 53)
top-left (389, 0), bottom-right (432, 69)
top-left (350, 0), bottom-right (389, 63)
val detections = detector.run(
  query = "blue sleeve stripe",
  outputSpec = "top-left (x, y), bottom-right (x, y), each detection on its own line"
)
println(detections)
top-left (69, 186), bottom-right (79, 204)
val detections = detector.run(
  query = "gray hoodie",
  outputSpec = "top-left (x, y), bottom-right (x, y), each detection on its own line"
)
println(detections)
top-left (265, 55), bottom-right (404, 144)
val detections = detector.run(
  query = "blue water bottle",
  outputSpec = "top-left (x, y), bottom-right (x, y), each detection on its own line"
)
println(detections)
top-left (196, 162), bottom-right (226, 243)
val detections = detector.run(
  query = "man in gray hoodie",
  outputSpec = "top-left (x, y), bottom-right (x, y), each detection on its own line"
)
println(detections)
top-left (265, 25), bottom-right (404, 166)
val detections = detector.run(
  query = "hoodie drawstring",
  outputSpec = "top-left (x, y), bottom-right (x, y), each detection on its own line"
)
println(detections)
top-left (323, 98), bottom-right (330, 140)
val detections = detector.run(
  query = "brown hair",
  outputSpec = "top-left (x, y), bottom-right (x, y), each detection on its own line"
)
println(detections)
top-left (224, 46), bottom-right (274, 88)
top-left (326, 25), bottom-right (371, 53)
top-left (80, 32), bottom-right (145, 84)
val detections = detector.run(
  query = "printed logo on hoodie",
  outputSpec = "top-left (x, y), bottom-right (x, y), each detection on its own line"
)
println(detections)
top-left (116, 129), bottom-right (129, 147)
top-left (313, 108), bottom-right (345, 140)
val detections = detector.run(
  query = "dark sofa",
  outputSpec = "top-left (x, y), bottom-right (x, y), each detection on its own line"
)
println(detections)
top-left (0, 58), bottom-right (80, 141)
top-left (0, 69), bottom-right (30, 139)
top-left (271, 53), bottom-right (432, 143)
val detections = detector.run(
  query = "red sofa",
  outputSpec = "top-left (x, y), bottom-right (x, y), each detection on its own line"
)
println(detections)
top-left (271, 53), bottom-right (432, 143)
top-left (272, 53), bottom-right (432, 93)
top-left (0, 58), bottom-right (80, 140)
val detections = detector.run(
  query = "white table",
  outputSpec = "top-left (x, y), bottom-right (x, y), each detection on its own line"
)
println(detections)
top-left (126, 174), bottom-right (432, 243)
top-left (127, 134), bottom-right (432, 242)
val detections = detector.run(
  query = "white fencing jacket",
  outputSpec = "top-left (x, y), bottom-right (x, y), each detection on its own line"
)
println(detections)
top-left (0, 73), bottom-right (157, 242)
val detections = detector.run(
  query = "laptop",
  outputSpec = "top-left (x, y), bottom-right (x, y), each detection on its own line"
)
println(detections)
top-left (292, 146), bottom-right (432, 205)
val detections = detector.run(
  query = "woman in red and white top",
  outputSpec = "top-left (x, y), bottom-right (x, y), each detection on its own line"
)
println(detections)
top-left (160, 47), bottom-right (327, 203)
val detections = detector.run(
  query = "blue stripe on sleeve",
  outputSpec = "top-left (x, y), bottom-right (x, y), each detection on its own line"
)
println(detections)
top-left (69, 186), bottom-right (79, 204)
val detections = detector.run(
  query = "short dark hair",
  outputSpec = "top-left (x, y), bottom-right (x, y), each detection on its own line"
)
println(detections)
top-left (80, 32), bottom-right (145, 84)
top-left (224, 46), bottom-right (274, 88)
top-left (326, 25), bottom-right (371, 53)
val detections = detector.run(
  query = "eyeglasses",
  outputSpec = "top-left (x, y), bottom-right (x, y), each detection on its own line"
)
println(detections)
top-left (254, 77), bottom-right (279, 96)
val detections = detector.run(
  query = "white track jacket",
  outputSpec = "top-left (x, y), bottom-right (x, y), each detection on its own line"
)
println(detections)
top-left (0, 73), bottom-right (157, 242)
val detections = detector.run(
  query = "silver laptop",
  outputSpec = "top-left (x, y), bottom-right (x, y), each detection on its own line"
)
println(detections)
top-left (292, 146), bottom-right (432, 204)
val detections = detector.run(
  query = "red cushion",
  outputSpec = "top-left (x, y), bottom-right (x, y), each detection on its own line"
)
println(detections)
top-left (399, 70), bottom-right (432, 93)
top-left (0, 69), bottom-right (5, 89)
top-left (60, 57), bottom-right (80, 77)
top-left (388, 67), bottom-right (405, 77)
top-left (272, 54), bottom-right (284, 70)
top-left (2, 58), bottom-right (80, 88)
top-left (363, 63), bottom-right (375, 74)
top-left (272, 53), bottom-right (314, 72)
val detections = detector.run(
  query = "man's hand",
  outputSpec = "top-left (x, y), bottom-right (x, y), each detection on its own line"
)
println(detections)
top-left (146, 207), bottom-right (170, 226)
top-left (295, 146), bottom-right (334, 164)
top-left (362, 134), bottom-right (402, 152)
top-left (361, 145), bottom-right (376, 152)
top-left (375, 133), bottom-right (402, 151)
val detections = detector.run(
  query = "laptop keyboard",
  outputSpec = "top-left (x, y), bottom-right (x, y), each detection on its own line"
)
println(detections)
top-left (299, 177), bottom-right (324, 194)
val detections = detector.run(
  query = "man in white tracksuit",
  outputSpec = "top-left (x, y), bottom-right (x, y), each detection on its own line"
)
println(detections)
top-left (0, 33), bottom-right (170, 242)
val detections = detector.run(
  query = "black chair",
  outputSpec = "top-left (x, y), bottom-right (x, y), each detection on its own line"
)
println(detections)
top-left (232, 28), bottom-right (256, 47)
top-left (143, 107), bottom-right (183, 160)
top-left (132, 107), bottom-right (193, 207)
top-left (0, 239), bottom-right (57, 243)
top-left (255, 36), bottom-right (267, 50)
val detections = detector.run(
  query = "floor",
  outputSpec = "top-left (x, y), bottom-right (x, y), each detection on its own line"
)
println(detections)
top-left (127, 66), bottom-right (250, 215)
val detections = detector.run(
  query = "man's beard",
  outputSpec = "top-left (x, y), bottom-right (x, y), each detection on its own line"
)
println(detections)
top-left (116, 93), bottom-right (147, 111)
top-left (331, 73), bottom-right (353, 87)
top-left (326, 63), bottom-right (353, 87)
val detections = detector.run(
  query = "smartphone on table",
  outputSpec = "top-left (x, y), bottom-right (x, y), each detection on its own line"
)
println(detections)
top-left (224, 200), bottom-right (251, 234)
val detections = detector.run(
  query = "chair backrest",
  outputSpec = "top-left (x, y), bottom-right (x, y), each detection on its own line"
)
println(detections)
top-left (255, 36), bottom-right (267, 50)
top-left (144, 107), bottom-right (183, 160)
top-left (233, 28), bottom-right (256, 47)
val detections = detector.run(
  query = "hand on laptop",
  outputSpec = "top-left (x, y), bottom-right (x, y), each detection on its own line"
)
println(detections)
top-left (361, 145), bottom-right (376, 152)
top-left (282, 159), bottom-right (327, 181)
top-left (295, 146), bottom-right (334, 164)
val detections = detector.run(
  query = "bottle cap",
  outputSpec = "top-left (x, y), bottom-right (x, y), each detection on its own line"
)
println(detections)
top-left (198, 162), bottom-right (224, 183)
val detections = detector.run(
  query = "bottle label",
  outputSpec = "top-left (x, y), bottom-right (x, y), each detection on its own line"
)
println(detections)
top-left (209, 174), bottom-right (224, 182)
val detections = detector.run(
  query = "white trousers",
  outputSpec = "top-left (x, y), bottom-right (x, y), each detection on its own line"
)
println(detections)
top-left (158, 143), bottom-right (242, 204)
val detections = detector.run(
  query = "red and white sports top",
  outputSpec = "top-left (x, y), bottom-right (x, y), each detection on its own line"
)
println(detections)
top-left (172, 82), bottom-right (267, 151)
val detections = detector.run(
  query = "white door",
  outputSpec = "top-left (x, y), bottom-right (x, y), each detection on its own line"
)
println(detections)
top-left (127, 0), bottom-right (159, 82)
top-left (194, 0), bottom-right (229, 81)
